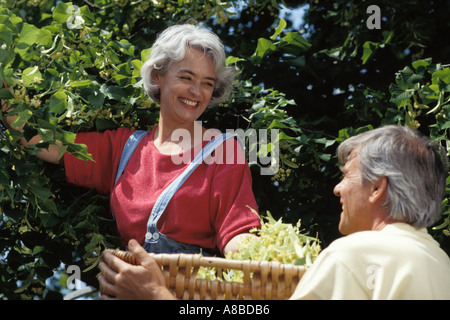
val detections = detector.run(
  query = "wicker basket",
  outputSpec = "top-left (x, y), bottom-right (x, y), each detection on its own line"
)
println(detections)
top-left (112, 250), bottom-right (306, 300)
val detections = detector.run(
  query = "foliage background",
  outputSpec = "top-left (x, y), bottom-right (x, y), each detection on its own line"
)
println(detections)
top-left (0, 0), bottom-right (449, 299)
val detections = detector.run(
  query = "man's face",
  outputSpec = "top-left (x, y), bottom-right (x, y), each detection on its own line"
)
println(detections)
top-left (334, 151), bottom-right (374, 235)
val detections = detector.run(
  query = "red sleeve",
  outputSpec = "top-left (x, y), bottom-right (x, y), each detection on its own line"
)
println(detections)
top-left (210, 138), bottom-right (261, 252)
top-left (63, 128), bottom-right (134, 195)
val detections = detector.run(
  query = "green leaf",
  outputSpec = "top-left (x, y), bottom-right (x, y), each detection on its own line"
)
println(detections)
top-left (0, 88), bottom-right (13, 99)
top-left (115, 39), bottom-right (135, 56)
top-left (22, 66), bottom-right (43, 86)
top-left (420, 85), bottom-right (439, 104)
top-left (70, 80), bottom-right (93, 87)
top-left (427, 91), bottom-right (444, 114)
top-left (61, 130), bottom-right (77, 144)
top-left (140, 47), bottom-right (152, 62)
top-left (252, 38), bottom-right (276, 64)
top-left (79, 5), bottom-right (95, 26)
top-left (43, 199), bottom-right (58, 215)
top-left (100, 84), bottom-right (125, 101)
top-left (412, 58), bottom-right (432, 71)
top-left (362, 41), bottom-right (378, 65)
top-left (12, 160), bottom-right (35, 176)
top-left (131, 59), bottom-right (143, 77)
top-left (36, 127), bottom-right (55, 143)
top-left (87, 90), bottom-right (105, 107)
top-left (95, 118), bottom-right (116, 131)
top-left (28, 182), bottom-right (52, 201)
top-left (389, 83), bottom-right (414, 104)
top-left (40, 211), bottom-right (59, 227)
top-left (0, 168), bottom-right (9, 185)
top-left (49, 91), bottom-right (67, 114)
top-left (395, 66), bottom-right (424, 88)
top-left (280, 32), bottom-right (311, 55)
top-left (381, 31), bottom-right (393, 44)
top-left (0, 24), bottom-right (13, 46)
top-left (281, 156), bottom-right (299, 168)
top-left (432, 68), bottom-right (450, 89)
top-left (316, 152), bottom-right (331, 162)
top-left (270, 17), bottom-right (287, 40)
top-left (52, 2), bottom-right (71, 23)
top-left (226, 55), bottom-right (244, 66)
top-left (268, 119), bottom-right (291, 129)
top-left (18, 23), bottom-right (52, 47)
top-left (11, 110), bottom-right (33, 128)
top-left (65, 142), bottom-right (93, 162)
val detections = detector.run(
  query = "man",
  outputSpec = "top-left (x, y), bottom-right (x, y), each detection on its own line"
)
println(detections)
top-left (290, 125), bottom-right (450, 299)
top-left (99, 125), bottom-right (450, 299)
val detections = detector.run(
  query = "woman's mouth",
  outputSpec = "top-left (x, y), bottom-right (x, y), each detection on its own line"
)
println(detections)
top-left (179, 98), bottom-right (199, 108)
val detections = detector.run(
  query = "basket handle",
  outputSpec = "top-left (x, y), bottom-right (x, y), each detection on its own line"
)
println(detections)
top-left (110, 250), bottom-right (306, 281)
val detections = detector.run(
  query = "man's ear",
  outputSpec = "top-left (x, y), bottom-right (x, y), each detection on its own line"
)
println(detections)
top-left (369, 176), bottom-right (388, 204)
top-left (151, 70), bottom-right (160, 84)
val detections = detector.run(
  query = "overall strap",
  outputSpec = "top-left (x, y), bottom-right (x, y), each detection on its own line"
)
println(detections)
top-left (114, 130), bottom-right (148, 185)
top-left (147, 133), bottom-right (236, 233)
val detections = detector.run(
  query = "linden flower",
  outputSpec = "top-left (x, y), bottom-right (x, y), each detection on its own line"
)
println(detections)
top-left (197, 208), bottom-right (321, 283)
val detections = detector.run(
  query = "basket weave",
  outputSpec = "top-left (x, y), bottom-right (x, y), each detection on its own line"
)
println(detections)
top-left (111, 250), bottom-right (306, 300)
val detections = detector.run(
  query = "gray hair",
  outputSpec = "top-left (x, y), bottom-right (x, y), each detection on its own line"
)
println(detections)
top-left (337, 125), bottom-right (448, 228)
top-left (140, 23), bottom-right (236, 106)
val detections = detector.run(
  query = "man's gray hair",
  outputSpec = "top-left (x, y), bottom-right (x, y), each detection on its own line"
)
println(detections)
top-left (140, 23), bottom-right (236, 106)
top-left (337, 125), bottom-right (448, 228)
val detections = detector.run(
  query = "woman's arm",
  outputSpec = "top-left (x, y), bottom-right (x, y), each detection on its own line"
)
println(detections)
top-left (223, 232), bottom-right (257, 256)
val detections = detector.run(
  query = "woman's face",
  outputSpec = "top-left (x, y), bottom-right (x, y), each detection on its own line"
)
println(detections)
top-left (153, 48), bottom-right (216, 127)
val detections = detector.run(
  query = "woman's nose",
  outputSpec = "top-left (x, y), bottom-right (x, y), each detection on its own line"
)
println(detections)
top-left (190, 83), bottom-right (200, 96)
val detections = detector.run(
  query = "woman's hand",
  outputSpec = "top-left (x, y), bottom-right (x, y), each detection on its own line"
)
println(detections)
top-left (98, 239), bottom-right (175, 300)
top-left (223, 232), bottom-right (257, 256)
top-left (1, 82), bottom-right (62, 164)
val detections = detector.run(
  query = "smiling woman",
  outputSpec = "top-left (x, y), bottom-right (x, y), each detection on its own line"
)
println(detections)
top-left (90, 23), bottom-right (262, 299)
top-left (3, 22), bottom-right (261, 262)
top-left (62, 23), bottom-right (261, 262)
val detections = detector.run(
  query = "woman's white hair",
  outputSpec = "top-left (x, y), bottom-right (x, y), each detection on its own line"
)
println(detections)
top-left (140, 23), bottom-right (236, 106)
top-left (337, 125), bottom-right (448, 228)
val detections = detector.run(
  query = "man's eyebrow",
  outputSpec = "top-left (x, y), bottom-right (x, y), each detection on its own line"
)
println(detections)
top-left (178, 69), bottom-right (216, 82)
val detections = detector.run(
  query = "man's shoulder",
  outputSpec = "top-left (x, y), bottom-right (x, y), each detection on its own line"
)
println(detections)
top-left (324, 224), bottom-right (411, 257)
top-left (324, 223), bottom-right (448, 264)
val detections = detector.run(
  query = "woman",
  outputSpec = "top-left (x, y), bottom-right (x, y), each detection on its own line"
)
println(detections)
top-left (2, 24), bottom-right (260, 256)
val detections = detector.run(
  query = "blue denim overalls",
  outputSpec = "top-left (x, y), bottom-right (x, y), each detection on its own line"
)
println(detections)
top-left (113, 130), bottom-right (237, 255)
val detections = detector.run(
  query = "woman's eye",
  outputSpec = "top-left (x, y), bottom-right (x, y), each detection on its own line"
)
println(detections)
top-left (177, 75), bottom-right (191, 81)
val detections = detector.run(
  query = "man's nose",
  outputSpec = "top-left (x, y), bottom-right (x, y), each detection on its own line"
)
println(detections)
top-left (333, 181), bottom-right (342, 197)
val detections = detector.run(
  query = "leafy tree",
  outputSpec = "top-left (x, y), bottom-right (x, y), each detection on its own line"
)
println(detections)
top-left (0, 0), bottom-right (448, 299)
